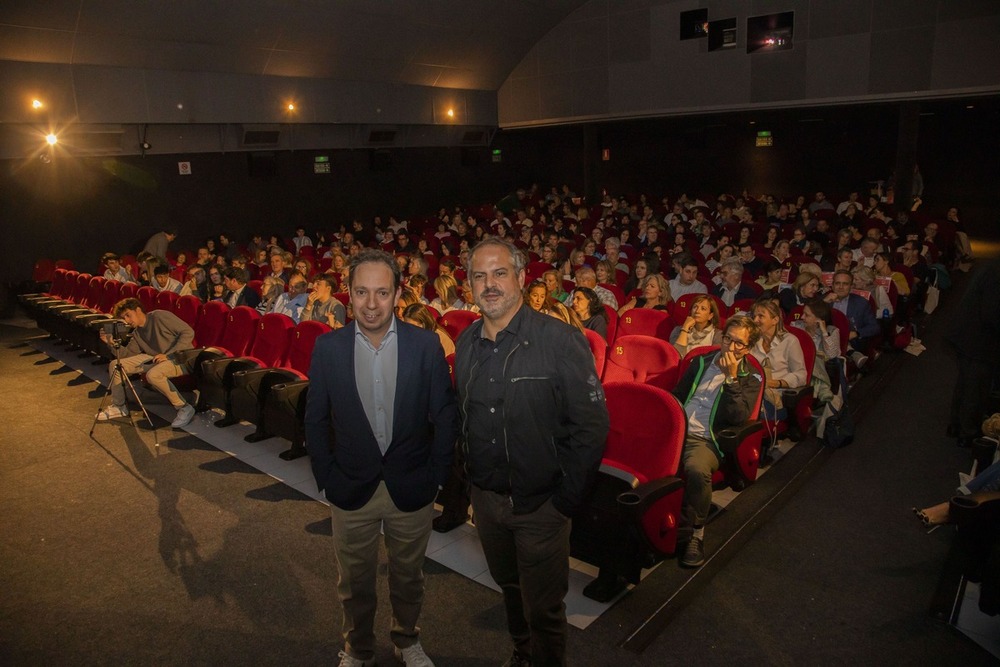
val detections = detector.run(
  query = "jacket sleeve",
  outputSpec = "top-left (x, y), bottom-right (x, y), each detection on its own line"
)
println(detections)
top-left (551, 327), bottom-right (610, 517)
top-left (854, 298), bottom-right (880, 339)
top-left (426, 336), bottom-right (459, 488)
top-left (304, 336), bottom-right (337, 492)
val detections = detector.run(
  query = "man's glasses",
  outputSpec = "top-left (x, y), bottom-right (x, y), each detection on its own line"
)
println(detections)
top-left (721, 334), bottom-right (749, 351)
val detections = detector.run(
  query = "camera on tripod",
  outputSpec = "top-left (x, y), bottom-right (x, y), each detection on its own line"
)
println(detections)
top-left (102, 320), bottom-right (134, 347)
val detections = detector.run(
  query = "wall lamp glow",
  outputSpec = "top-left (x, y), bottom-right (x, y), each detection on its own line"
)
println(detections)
top-left (32, 99), bottom-right (44, 110)
top-left (46, 133), bottom-right (58, 145)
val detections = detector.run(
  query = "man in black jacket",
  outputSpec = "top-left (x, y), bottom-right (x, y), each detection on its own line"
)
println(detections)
top-left (456, 237), bottom-right (608, 667)
top-left (671, 315), bottom-right (762, 568)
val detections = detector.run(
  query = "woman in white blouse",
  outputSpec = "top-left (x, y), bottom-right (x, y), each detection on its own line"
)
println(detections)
top-left (751, 299), bottom-right (807, 419)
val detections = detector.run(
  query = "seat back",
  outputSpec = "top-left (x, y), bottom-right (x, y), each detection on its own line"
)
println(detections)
top-left (439, 309), bottom-right (481, 342)
top-left (194, 301), bottom-right (229, 348)
top-left (155, 290), bottom-right (179, 311)
top-left (584, 328), bottom-right (607, 377)
top-left (71, 273), bottom-right (92, 304)
top-left (173, 295), bottom-right (202, 330)
top-left (830, 308), bottom-right (851, 355)
top-left (98, 280), bottom-right (123, 314)
top-left (83, 276), bottom-right (106, 309)
top-left (247, 313), bottom-right (296, 367)
top-left (602, 335), bottom-right (681, 391)
top-left (288, 320), bottom-right (331, 375)
top-left (119, 282), bottom-right (139, 300)
top-left (615, 308), bottom-right (672, 342)
top-left (219, 306), bottom-right (261, 356)
top-left (32, 259), bottom-right (55, 284)
top-left (48, 268), bottom-right (70, 297)
top-left (136, 286), bottom-right (158, 313)
top-left (603, 381), bottom-right (686, 483)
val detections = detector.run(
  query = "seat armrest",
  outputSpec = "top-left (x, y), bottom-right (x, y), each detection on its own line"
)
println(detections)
top-left (716, 421), bottom-right (764, 455)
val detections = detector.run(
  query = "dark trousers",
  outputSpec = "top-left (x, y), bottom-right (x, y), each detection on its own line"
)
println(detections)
top-left (470, 486), bottom-right (570, 667)
top-left (950, 352), bottom-right (997, 440)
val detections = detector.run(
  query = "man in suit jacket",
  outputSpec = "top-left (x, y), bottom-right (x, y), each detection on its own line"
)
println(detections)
top-left (222, 267), bottom-right (260, 309)
top-left (712, 258), bottom-right (757, 308)
top-left (825, 269), bottom-right (879, 365)
top-left (305, 249), bottom-right (458, 667)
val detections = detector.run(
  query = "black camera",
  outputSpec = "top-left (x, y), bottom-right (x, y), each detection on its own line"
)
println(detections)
top-left (102, 320), bottom-right (134, 347)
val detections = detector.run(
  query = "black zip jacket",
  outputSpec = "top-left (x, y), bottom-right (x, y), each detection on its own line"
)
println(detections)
top-left (456, 305), bottom-right (609, 516)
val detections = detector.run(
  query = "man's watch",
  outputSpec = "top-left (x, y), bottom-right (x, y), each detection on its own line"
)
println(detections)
top-left (724, 376), bottom-right (738, 385)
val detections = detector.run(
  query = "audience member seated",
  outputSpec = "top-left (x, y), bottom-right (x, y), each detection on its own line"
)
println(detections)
top-left (778, 271), bottom-right (822, 315)
top-left (548, 300), bottom-right (588, 335)
top-left (256, 276), bottom-right (284, 314)
top-left (542, 269), bottom-right (569, 305)
top-left (750, 299), bottom-right (807, 423)
top-left (179, 266), bottom-right (208, 302)
top-left (738, 243), bottom-right (764, 278)
top-left (430, 274), bottom-right (463, 314)
top-left (152, 264), bottom-right (183, 294)
top-left (269, 271), bottom-right (309, 323)
top-left (300, 275), bottom-right (346, 329)
top-left (713, 259), bottom-right (757, 308)
top-left (267, 252), bottom-right (292, 283)
top-left (851, 265), bottom-right (892, 319)
top-left (824, 269), bottom-right (878, 368)
top-left (525, 279), bottom-right (550, 314)
top-left (669, 256), bottom-right (708, 298)
top-left (623, 256), bottom-right (656, 295)
top-left (222, 267), bottom-right (260, 309)
top-left (618, 274), bottom-right (671, 315)
top-left (401, 303), bottom-right (456, 357)
top-left (755, 260), bottom-right (783, 297)
top-left (790, 298), bottom-right (838, 406)
top-left (574, 266), bottom-right (619, 309)
top-left (102, 253), bottom-right (135, 283)
top-left (705, 244), bottom-right (736, 273)
top-left (874, 251), bottom-right (910, 297)
top-left (669, 294), bottom-right (723, 357)
top-left (673, 315), bottom-right (763, 568)
top-left (852, 238), bottom-right (879, 268)
top-left (571, 286), bottom-right (609, 340)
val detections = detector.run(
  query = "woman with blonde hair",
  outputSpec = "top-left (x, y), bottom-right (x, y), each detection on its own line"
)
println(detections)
top-left (548, 300), bottom-right (587, 335)
top-left (618, 273), bottom-right (671, 315)
top-left (430, 274), bottom-right (462, 314)
top-left (751, 298), bottom-right (807, 419)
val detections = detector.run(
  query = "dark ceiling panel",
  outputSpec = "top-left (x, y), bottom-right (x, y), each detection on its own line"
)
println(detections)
top-left (0, 1), bottom-right (590, 91)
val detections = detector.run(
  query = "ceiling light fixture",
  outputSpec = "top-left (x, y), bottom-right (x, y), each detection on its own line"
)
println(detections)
top-left (446, 108), bottom-right (455, 118)
top-left (32, 99), bottom-right (43, 110)
top-left (45, 133), bottom-right (58, 145)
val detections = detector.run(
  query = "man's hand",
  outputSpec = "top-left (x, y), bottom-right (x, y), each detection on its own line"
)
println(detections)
top-left (717, 350), bottom-right (740, 378)
top-left (306, 291), bottom-right (319, 306)
top-left (848, 331), bottom-right (858, 340)
top-left (152, 353), bottom-right (168, 364)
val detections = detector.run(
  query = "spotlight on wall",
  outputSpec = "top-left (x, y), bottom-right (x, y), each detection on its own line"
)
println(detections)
top-left (46, 133), bottom-right (58, 145)
top-left (446, 108), bottom-right (455, 119)
top-left (141, 141), bottom-right (152, 151)
top-left (287, 103), bottom-right (296, 111)
top-left (32, 99), bottom-right (44, 110)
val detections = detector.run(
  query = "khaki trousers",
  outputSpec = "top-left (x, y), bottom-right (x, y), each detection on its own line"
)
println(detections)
top-left (330, 481), bottom-right (434, 660)
top-left (108, 354), bottom-right (188, 409)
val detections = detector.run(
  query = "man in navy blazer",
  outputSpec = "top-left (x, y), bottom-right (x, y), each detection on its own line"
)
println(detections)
top-left (825, 269), bottom-right (879, 363)
top-left (305, 249), bottom-right (458, 667)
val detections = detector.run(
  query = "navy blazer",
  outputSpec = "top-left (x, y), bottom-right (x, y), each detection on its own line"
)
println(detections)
top-left (838, 293), bottom-right (879, 340)
top-left (304, 319), bottom-right (459, 512)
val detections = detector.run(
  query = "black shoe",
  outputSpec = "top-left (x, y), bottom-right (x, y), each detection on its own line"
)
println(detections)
top-left (432, 514), bottom-right (467, 533)
top-left (501, 651), bottom-right (531, 667)
top-left (680, 537), bottom-right (705, 568)
top-left (582, 572), bottom-right (628, 602)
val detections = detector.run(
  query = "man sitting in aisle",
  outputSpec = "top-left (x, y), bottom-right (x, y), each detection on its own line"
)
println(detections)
top-left (301, 275), bottom-right (346, 329)
top-left (712, 259), bottom-right (756, 308)
top-left (96, 297), bottom-right (197, 428)
top-left (222, 267), bottom-right (260, 309)
top-left (669, 255), bottom-right (708, 298)
top-left (102, 253), bottom-right (135, 283)
top-left (673, 315), bottom-right (762, 568)
top-left (152, 265), bottom-right (183, 294)
top-left (824, 269), bottom-right (879, 367)
top-left (269, 271), bottom-right (310, 323)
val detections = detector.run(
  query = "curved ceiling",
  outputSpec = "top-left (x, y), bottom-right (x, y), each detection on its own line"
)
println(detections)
top-left (0, 0), bottom-right (589, 90)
